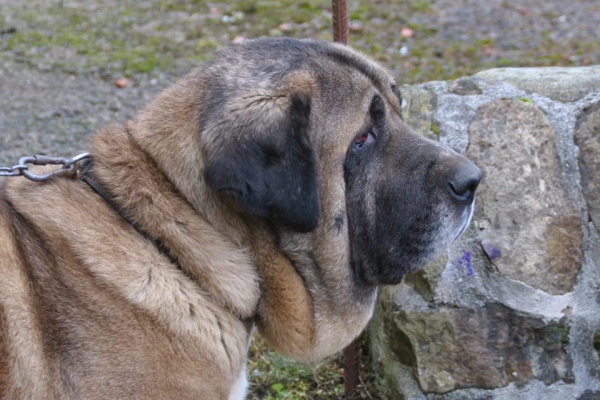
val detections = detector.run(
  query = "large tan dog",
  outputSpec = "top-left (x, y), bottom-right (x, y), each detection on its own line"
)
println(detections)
top-left (0, 38), bottom-right (481, 399)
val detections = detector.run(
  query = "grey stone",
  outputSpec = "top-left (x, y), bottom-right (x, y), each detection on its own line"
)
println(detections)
top-left (574, 102), bottom-right (600, 228)
top-left (467, 100), bottom-right (583, 295)
top-left (428, 380), bottom-right (579, 400)
top-left (528, 91), bottom-right (585, 207)
top-left (380, 299), bottom-right (573, 394)
top-left (567, 223), bottom-right (600, 397)
top-left (432, 93), bottom-right (489, 154)
top-left (368, 288), bottom-right (424, 400)
top-left (448, 77), bottom-right (482, 96)
top-left (400, 85), bottom-right (437, 139)
top-left (475, 66), bottom-right (600, 102)
top-left (403, 254), bottom-right (448, 302)
top-left (578, 390), bottom-right (600, 400)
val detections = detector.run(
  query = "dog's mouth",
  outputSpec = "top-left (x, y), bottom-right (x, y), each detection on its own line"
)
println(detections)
top-left (348, 196), bottom-right (478, 287)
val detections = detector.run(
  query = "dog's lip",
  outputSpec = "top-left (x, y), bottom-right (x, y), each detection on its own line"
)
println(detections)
top-left (453, 201), bottom-right (475, 242)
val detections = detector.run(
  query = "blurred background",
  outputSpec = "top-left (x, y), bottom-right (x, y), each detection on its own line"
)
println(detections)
top-left (1, 1), bottom-right (600, 399)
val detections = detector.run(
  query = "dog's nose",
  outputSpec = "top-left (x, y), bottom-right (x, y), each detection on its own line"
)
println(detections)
top-left (448, 161), bottom-right (482, 204)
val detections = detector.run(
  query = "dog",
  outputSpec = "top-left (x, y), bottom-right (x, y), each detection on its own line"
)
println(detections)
top-left (0, 38), bottom-right (481, 399)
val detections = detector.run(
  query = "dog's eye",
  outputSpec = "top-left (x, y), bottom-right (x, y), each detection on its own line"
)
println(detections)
top-left (353, 130), bottom-right (375, 150)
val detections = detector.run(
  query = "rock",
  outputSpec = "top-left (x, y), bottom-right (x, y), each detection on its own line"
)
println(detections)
top-left (574, 102), bottom-right (600, 228)
top-left (0, 27), bottom-right (17, 35)
top-left (431, 84), bottom-right (489, 154)
top-left (400, 85), bottom-right (436, 139)
top-left (403, 253), bottom-right (447, 302)
top-left (400, 27), bottom-right (414, 38)
top-left (475, 66), bottom-right (600, 102)
top-left (467, 100), bottom-right (583, 295)
top-left (578, 391), bottom-right (600, 400)
top-left (368, 288), bottom-right (422, 400)
top-left (114, 77), bottom-right (130, 88)
top-left (448, 77), bottom-right (482, 96)
top-left (380, 299), bottom-right (573, 394)
top-left (278, 22), bottom-right (293, 33)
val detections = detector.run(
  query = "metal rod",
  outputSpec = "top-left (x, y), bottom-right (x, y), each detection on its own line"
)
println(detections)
top-left (343, 338), bottom-right (360, 396)
top-left (332, 0), bottom-right (349, 44)
top-left (333, 1), bottom-right (358, 396)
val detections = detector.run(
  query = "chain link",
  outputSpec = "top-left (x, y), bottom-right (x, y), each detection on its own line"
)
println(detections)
top-left (0, 153), bottom-right (91, 182)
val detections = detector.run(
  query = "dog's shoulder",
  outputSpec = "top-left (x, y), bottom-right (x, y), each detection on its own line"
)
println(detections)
top-left (0, 183), bottom-right (16, 397)
top-left (0, 176), bottom-right (57, 398)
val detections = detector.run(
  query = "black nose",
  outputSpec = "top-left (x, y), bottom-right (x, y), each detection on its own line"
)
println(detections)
top-left (448, 161), bottom-right (482, 204)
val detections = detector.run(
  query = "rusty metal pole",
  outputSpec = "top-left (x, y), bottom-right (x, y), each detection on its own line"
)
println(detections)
top-left (332, 1), bottom-right (359, 397)
top-left (343, 339), bottom-right (360, 397)
top-left (332, 0), bottom-right (349, 45)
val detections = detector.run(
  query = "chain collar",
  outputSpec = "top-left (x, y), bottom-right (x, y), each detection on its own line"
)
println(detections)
top-left (0, 153), bottom-right (91, 182)
top-left (1, 151), bottom-right (181, 267)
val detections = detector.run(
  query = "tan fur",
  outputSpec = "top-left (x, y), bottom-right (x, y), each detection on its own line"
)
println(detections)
top-left (249, 223), bottom-right (315, 357)
top-left (90, 123), bottom-right (260, 319)
top-left (0, 200), bottom-right (53, 399)
top-left (0, 39), bottom-right (410, 398)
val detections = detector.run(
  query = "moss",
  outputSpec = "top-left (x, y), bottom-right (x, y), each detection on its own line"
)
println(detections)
top-left (431, 122), bottom-right (440, 136)
top-left (411, 1), bottom-right (431, 12)
top-left (406, 23), bottom-right (438, 38)
top-left (195, 38), bottom-right (221, 52)
top-left (404, 271), bottom-right (434, 301)
top-left (542, 11), bottom-right (561, 20)
top-left (538, 324), bottom-right (570, 350)
top-left (478, 38), bottom-right (494, 46)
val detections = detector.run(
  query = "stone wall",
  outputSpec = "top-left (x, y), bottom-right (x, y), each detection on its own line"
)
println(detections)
top-left (368, 66), bottom-right (600, 400)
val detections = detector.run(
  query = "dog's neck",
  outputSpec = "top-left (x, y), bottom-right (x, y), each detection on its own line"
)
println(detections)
top-left (88, 107), bottom-right (263, 320)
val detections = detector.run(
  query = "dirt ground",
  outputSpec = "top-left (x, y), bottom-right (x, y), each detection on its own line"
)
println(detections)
top-left (1, 0), bottom-right (599, 398)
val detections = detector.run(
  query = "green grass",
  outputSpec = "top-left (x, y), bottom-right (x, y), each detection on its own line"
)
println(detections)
top-left (248, 335), bottom-right (377, 400)
top-left (248, 336), bottom-right (344, 399)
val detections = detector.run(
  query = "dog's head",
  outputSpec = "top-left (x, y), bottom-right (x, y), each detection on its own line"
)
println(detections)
top-left (201, 38), bottom-right (481, 286)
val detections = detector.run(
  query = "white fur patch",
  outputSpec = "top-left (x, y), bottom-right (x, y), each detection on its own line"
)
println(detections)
top-left (228, 366), bottom-right (248, 400)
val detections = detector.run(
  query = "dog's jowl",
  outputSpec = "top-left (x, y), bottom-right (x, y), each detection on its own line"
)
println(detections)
top-left (0, 38), bottom-right (480, 399)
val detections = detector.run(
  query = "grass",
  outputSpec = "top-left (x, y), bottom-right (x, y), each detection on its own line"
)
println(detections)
top-left (247, 335), bottom-right (377, 399)
top-left (248, 336), bottom-right (344, 399)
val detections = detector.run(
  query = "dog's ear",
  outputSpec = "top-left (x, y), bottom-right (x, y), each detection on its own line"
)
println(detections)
top-left (205, 93), bottom-right (321, 233)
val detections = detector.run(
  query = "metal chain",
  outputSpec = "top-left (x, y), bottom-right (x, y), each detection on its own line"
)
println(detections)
top-left (0, 152), bottom-right (91, 182)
